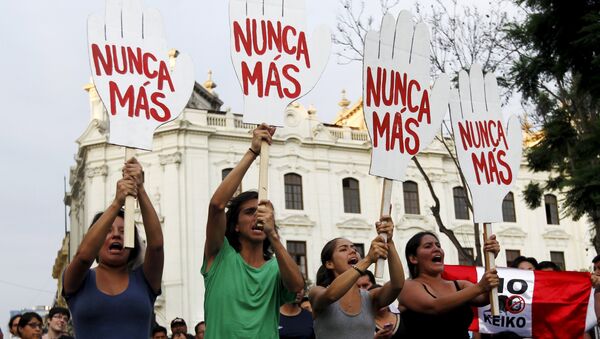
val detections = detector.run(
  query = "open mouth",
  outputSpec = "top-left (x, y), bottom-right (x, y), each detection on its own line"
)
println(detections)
top-left (348, 257), bottom-right (359, 265)
top-left (250, 225), bottom-right (264, 233)
top-left (432, 255), bottom-right (443, 263)
top-left (109, 242), bottom-right (123, 252)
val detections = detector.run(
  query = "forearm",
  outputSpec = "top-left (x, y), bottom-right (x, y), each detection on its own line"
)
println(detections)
top-left (387, 241), bottom-right (404, 289)
top-left (373, 241), bottom-right (405, 308)
top-left (427, 285), bottom-right (484, 314)
top-left (210, 150), bottom-right (256, 209)
top-left (270, 234), bottom-right (304, 292)
top-left (138, 186), bottom-right (163, 249)
top-left (322, 258), bottom-right (372, 303)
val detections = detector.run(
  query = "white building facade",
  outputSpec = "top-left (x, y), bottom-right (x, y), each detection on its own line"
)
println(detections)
top-left (63, 78), bottom-right (594, 327)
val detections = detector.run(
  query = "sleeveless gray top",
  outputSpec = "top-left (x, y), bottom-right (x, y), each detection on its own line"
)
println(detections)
top-left (314, 288), bottom-right (375, 339)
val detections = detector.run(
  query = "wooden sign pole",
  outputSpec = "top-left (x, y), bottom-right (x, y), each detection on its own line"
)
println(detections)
top-left (257, 141), bottom-right (270, 227)
top-left (483, 222), bottom-right (500, 315)
top-left (375, 178), bottom-right (393, 279)
top-left (124, 147), bottom-right (136, 248)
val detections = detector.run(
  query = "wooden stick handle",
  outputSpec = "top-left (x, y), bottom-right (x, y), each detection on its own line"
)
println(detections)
top-left (483, 222), bottom-right (500, 316)
top-left (124, 147), bottom-right (137, 248)
top-left (257, 141), bottom-right (269, 227)
top-left (375, 178), bottom-right (393, 279)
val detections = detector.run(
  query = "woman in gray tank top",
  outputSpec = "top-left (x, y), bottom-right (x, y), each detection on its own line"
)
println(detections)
top-left (309, 216), bottom-right (405, 339)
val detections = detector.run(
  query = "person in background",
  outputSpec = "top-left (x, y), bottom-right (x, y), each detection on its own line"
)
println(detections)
top-left (300, 297), bottom-right (312, 314)
top-left (202, 124), bottom-right (304, 338)
top-left (511, 256), bottom-right (538, 270)
top-left (536, 261), bottom-right (561, 271)
top-left (356, 270), bottom-right (377, 290)
top-left (193, 322), bottom-right (205, 339)
top-left (42, 307), bottom-right (73, 339)
top-left (8, 315), bottom-right (21, 339)
top-left (279, 291), bottom-right (315, 339)
top-left (16, 312), bottom-right (42, 339)
top-left (63, 158), bottom-right (163, 339)
top-left (170, 318), bottom-right (193, 339)
top-left (371, 284), bottom-right (401, 339)
top-left (588, 255), bottom-right (600, 339)
top-left (151, 326), bottom-right (167, 339)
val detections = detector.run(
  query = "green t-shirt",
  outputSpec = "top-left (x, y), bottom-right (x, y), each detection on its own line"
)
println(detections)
top-left (202, 238), bottom-right (296, 339)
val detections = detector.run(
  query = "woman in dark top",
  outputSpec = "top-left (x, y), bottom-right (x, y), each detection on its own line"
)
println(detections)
top-left (398, 232), bottom-right (500, 338)
top-left (63, 158), bottom-right (163, 339)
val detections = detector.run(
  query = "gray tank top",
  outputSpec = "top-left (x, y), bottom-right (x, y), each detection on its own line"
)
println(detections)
top-left (314, 288), bottom-right (375, 339)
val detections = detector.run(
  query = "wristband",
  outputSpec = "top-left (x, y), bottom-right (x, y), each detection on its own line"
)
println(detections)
top-left (248, 148), bottom-right (259, 156)
top-left (352, 265), bottom-right (365, 276)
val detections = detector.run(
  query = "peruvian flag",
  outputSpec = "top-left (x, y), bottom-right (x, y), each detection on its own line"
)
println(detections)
top-left (443, 265), bottom-right (596, 338)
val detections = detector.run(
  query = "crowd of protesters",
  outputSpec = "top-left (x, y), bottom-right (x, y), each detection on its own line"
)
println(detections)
top-left (7, 125), bottom-right (600, 339)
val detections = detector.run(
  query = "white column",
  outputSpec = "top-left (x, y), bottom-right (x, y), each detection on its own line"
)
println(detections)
top-left (159, 152), bottom-right (185, 322)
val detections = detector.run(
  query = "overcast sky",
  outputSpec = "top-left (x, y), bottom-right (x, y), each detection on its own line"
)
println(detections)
top-left (0, 0), bottom-right (512, 331)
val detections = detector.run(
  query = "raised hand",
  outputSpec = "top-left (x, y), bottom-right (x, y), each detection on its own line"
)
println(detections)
top-left (123, 157), bottom-right (144, 188)
top-left (114, 177), bottom-right (137, 207)
top-left (449, 64), bottom-right (522, 222)
top-left (88, 0), bottom-right (195, 150)
top-left (229, 0), bottom-right (331, 126)
top-left (363, 11), bottom-right (449, 181)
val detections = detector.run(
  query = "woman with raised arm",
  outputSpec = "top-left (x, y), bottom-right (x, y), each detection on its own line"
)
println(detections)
top-left (309, 217), bottom-right (404, 339)
top-left (62, 158), bottom-right (163, 339)
top-left (202, 123), bottom-right (305, 339)
top-left (398, 232), bottom-right (500, 338)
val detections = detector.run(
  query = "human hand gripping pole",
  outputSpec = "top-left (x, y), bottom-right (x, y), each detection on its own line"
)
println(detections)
top-left (448, 64), bottom-right (522, 315)
top-left (251, 124), bottom-right (276, 229)
top-left (87, 0), bottom-right (194, 247)
top-left (375, 178), bottom-right (393, 279)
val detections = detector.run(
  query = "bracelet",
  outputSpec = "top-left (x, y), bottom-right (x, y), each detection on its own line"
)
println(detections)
top-left (352, 265), bottom-right (365, 276)
top-left (248, 147), bottom-right (259, 156)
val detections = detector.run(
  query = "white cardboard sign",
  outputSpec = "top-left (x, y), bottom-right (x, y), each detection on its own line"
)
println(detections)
top-left (229, 0), bottom-right (331, 126)
top-left (449, 64), bottom-right (522, 222)
top-left (363, 11), bottom-right (450, 181)
top-left (88, 0), bottom-right (195, 150)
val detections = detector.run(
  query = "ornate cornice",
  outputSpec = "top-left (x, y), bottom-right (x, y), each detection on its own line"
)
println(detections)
top-left (86, 165), bottom-right (108, 178)
top-left (159, 152), bottom-right (182, 166)
top-left (336, 217), bottom-right (370, 230)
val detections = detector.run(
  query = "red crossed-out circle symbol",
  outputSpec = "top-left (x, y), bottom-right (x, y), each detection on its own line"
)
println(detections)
top-left (505, 295), bottom-right (526, 314)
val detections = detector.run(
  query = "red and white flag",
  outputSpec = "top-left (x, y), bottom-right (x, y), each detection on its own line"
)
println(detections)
top-left (443, 265), bottom-right (596, 338)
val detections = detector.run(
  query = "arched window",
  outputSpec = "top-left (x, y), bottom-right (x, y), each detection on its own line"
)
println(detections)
top-left (453, 187), bottom-right (470, 220)
top-left (544, 194), bottom-right (559, 225)
top-left (342, 178), bottom-right (361, 213)
top-left (403, 181), bottom-right (420, 215)
top-left (221, 168), bottom-right (233, 180)
top-left (502, 192), bottom-right (517, 222)
top-left (284, 173), bottom-right (303, 210)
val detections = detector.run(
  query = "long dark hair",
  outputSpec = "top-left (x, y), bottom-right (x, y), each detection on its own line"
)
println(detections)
top-left (90, 209), bottom-right (141, 266)
top-left (316, 238), bottom-right (342, 287)
top-left (405, 231), bottom-right (438, 278)
top-left (225, 190), bottom-right (273, 260)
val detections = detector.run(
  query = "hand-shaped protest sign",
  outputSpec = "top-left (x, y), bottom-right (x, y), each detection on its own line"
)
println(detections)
top-left (363, 11), bottom-right (450, 181)
top-left (449, 64), bottom-right (522, 222)
top-left (229, 0), bottom-right (331, 126)
top-left (88, 0), bottom-right (195, 150)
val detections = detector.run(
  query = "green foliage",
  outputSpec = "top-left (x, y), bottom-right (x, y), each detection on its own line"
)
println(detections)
top-left (508, 0), bottom-right (600, 250)
top-left (522, 182), bottom-right (543, 209)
